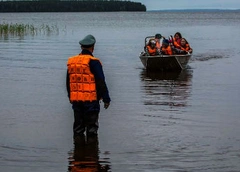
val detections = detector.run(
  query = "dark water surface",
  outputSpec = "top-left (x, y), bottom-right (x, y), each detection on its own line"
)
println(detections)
top-left (1, 11), bottom-right (240, 172)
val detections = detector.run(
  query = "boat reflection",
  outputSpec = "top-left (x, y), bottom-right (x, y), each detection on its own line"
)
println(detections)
top-left (140, 69), bottom-right (193, 111)
top-left (68, 135), bottom-right (111, 172)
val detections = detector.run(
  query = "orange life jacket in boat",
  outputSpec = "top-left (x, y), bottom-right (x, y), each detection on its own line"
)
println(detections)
top-left (181, 43), bottom-right (191, 51)
top-left (161, 45), bottom-right (173, 55)
top-left (155, 39), bottom-right (161, 50)
top-left (67, 54), bottom-right (98, 102)
top-left (173, 38), bottom-right (181, 49)
top-left (146, 45), bottom-right (157, 56)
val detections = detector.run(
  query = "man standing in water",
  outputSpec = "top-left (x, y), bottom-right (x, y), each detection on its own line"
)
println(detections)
top-left (66, 34), bottom-right (111, 140)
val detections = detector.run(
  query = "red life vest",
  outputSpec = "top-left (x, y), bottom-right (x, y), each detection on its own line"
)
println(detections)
top-left (67, 54), bottom-right (99, 102)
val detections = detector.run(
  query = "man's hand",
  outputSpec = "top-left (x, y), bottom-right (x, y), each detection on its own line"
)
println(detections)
top-left (104, 102), bottom-right (110, 109)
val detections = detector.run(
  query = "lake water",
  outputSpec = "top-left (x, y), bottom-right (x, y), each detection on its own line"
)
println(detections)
top-left (0, 11), bottom-right (240, 172)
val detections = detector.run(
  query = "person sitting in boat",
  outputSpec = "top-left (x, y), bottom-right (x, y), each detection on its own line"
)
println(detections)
top-left (146, 39), bottom-right (159, 56)
top-left (179, 38), bottom-right (193, 54)
top-left (160, 39), bottom-right (173, 55)
top-left (171, 32), bottom-right (182, 49)
top-left (161, 39), bottom-right (187, 55)
top-left (155, 33), bottom-right (162, 52)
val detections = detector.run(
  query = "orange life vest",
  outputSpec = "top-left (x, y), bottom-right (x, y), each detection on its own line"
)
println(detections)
top-left (146, 45), bottom-right (157, 56)
top-left (173, 38), bottom-right (181, 49)
top-left (161, 46), bottom-right (173, 55)
top-left (181, 43), bottom-right (191, 51)
top-left (67, 54), bottom-right (99, 102)
top-left (155, 39), bottom-right (161, 50)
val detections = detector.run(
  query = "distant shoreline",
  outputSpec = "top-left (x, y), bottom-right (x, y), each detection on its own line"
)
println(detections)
top-left (0, 1), bottom-right (146, 12)
top-left (148, 9), bottom-right (240, 12)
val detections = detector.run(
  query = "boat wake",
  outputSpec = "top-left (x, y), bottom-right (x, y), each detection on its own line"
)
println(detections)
top-left (191, 53), bottom-right (230, 62)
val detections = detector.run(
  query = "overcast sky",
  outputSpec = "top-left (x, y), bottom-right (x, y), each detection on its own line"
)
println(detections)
top-left (136, 0), bottom-right (240, 11)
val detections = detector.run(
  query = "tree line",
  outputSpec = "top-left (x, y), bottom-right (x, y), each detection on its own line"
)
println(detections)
top-left (0, 0), bottom-right (146, 12)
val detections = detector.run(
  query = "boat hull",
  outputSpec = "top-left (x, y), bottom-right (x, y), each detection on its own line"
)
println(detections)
top-left (139, 53), bottom-right (191, 71)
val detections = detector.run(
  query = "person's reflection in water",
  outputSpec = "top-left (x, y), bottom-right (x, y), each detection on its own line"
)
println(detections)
top-left (68, 135), bottom-right (110, 172)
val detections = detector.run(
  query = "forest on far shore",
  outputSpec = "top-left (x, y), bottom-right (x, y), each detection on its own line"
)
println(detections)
top-left (0, 0), bottom-right (147, 12)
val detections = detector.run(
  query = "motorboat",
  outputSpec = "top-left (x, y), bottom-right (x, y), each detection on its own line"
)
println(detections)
top-left (139, 36), bottom-right (192, 71)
